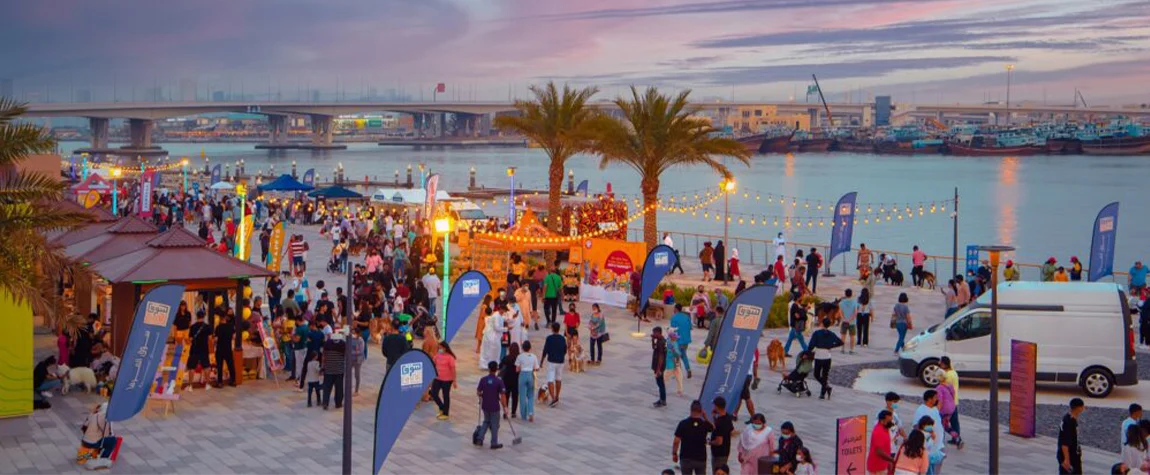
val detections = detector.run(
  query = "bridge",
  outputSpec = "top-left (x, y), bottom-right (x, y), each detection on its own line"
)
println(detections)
top-left (23, 100), bottom-right (1148, 154)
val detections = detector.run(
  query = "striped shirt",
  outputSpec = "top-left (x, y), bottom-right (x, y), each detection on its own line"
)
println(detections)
top-left (322, 341), bottom-right (346, 375)
top-left (290, 240), bottom-right (306, 258)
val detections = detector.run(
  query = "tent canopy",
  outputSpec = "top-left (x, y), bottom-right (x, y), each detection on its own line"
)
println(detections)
top-left (258, 174), bottom-right (314, 192)
top-left (210, 181), bottom-right (236, 190)
top-left (369, 187), bottom-right (450, 205)
top-left (308, 185), bottom-right (363, 199)
top-left (472, 208), bottom-right (569, 251)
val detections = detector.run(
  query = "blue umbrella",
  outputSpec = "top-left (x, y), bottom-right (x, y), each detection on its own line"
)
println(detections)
top-left (307, 185), bottom-right (363, 199)
top-left (257, 174), bottom-right (314, 192)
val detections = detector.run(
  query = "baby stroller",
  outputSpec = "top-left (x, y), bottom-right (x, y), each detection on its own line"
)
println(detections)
top-left (409, 305), bottom-right (440, 340)
top-left (777, 351), bottom-right (814, 397)
top-left (326, 254), bottom-right (341, 274)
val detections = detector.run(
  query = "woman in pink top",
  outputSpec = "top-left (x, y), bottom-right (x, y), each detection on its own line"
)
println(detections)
top-left (894, 430), bottom-right (930, 474)
top-left (430, 341), bottom-right (458, 420)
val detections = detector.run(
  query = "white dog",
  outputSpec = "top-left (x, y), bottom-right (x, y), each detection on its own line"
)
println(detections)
top-left (58, 365), bottom-right (98, 394)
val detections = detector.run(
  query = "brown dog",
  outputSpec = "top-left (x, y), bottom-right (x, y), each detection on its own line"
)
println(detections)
top-left (921, 271), bottom-right (937, 290)
top-left (766, 339), bottom-right (786, 370)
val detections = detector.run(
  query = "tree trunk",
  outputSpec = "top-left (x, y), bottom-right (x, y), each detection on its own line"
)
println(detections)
top-left (547, 160), bottom-right (564, 233)
top-left (641, 176), bottom-right (659, 250)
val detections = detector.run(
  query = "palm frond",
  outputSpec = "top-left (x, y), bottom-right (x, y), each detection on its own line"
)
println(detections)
top-left (0, 98), bottom-right (30, 125)
top-left (0, 204), bottom-right (91, 234)
top-left (0, 171), bottom-right (70, 203)
top-left (0, 122), bottom-right (56, 167)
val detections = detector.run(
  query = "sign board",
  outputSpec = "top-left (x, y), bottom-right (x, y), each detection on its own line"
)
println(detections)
top-left (965, 245), bottom-right (980, 276)
top-left (836, 415), bottom-right (868, 475)
top-left (1009, 339), bottom-right (1038, 437)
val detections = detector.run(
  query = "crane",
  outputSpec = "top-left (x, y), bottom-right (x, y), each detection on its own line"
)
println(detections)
top-left (811, 74), bottom-right (833, 131)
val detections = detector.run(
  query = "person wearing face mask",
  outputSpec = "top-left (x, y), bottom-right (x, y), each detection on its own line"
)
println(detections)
top-left (868, 410), bottom-right (897, 475)
top-left (709, 396), bottom-right (736, 474)
top-left (737, 413), bottom-right (775, 475)
top-left (878, 392), bottom-right (906, 456)
top-left (774, 421), bottom-right (805, 474)
top-left (793, 447), bottom-right (817, 475)
top-left (673, 400), bottom-right (714, 475)
top-left (913, 390), bottom-right (946, 473)
top-left (430, 341), bottom-right (457, 421)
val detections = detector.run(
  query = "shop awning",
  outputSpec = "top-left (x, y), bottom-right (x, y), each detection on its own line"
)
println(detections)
top-left (91, 226), bottom-right (274, 284)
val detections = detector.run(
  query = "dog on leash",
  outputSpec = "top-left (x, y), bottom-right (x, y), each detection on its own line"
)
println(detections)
top-left (921, 271), bottom-right (937, 290)
top-left (766, 339), bottom-right (786, 370)
top-left (58, 365), bottom-right (98, 394)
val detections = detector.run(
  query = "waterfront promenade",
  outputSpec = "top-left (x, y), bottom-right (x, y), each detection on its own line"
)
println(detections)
top-left (1, 219), bottom-right (1129, 474)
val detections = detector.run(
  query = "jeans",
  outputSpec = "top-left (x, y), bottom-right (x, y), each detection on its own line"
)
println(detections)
top-left (394, 259), bottom-right (406, 281)
top-left (806, 270), bottom-right (819, 293)
top-left (678, 343), bottom-right (692, 372)
top-left (322, 373), bottom-right (345, 408)
top-left (946, 307), bottom-right (958, 318)
top-left (814, 358), bottom-right (832, 397)
top-left (589, 336), bottom-right (604, 362)
top-left (655, 372), bottom-right (667, 402)
top-left (784, 328), bottom-right (807, 353)
top-left (431, 379), bottom-right (452, 415)
top-left (895, 322), bottom-right (908, 352)
top-left (949, 407), bottom-right (962, 440)
top-left (479, 410), bottom-right (501, 446)
top-left (428, 297), bottom-right (437, 317)
top-left (282, 342), bottom-right (295, 376)
top-left (307, 382), bottom-right (322, 406)
top-left (680, 458), bottom-right (706, 475)
top-left (857, 314), bottom-right (870, 346)
top-left (360, 330), bottom-right (371, 359)
top-left (82, 437), bottom-right (118, 459)
top-left (543, 297), bottom-right (559, 324)
top-left (519, 372), bottom-right (535, 418)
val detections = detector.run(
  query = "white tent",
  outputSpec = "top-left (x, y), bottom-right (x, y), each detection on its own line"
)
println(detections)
top-left (210, 181), bottom-right (236, 190)
top-left (370, 187), bottom-right (451, 205)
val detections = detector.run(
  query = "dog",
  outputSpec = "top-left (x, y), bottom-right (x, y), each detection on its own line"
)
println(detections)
top-left (890, 269), bottom-right (905, 286)
top-left (568, 340), bottom-right (586, 373)
top-left (815, 299), bottom-right (843, 326)
top-left (921, 270), bottom-right (937, 290)
top-left (766, 339), bottom-right (786, 370)
top-left (58, 365), bottom-right (98, 394)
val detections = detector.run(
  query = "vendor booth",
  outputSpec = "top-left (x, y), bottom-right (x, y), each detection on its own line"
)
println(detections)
top-left (569, 238), bottom-right (647, 308)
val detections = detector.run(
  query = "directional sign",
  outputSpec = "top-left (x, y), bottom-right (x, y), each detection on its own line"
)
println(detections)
top-left (836, 414), bottom-right (867, 475)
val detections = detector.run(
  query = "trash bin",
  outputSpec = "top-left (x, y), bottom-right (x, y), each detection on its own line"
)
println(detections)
top-left (757, 455), bottom-right (780, 474)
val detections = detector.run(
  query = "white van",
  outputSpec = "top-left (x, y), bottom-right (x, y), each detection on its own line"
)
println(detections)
top-left (898, 282), bottom-right (1136, 398)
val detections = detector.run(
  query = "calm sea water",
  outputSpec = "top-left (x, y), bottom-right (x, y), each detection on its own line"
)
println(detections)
top-left (60, 141), bottom-right (1149, 274)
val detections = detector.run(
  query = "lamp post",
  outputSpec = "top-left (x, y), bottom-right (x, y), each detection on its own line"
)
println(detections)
top-left (81, 153), bottom-right (89, 180)
top-left (111, 167), bottom-right (122, 215)
top-left (975, 244), bottom-right (1015, 475)
top-left (720, 178), bottom-right (736, 284)
top-left (419, 163), bottom-right (426, 189)
top-left (1004, 64), bottom-right (1014, 126)
top-left (507, 166), bottom-right (517, 226)
top-left (236, 182), bottom-right (248, 260)
top-left (435, 216), bottom-right (453, 338)
top-left (181, 158), bottom-right (189, 193)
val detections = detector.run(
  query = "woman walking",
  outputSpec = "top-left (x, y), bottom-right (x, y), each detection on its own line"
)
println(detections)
top-left (499, 342), bottom-right (521, 418)
top-left (666, 330), bottom-right (685, 396)
top-left (737, 414), bottom-right (775, 475)
top-left (942, 280), bottom-right (959, 317)
top-left (431, 341), bottom-right (457, 420)
top-left (894, 430), bottom-right (930, 474)
top-left (857, 288), bottom-right (873, 348)
top-left (893, 293), bottom-right (914, 354)
top-left (1122, 424), bottom-right (1149, 475)
top-left (516, 340), bottom-right (540, 422)
top-left (588, 304), bottom-right (607, 365)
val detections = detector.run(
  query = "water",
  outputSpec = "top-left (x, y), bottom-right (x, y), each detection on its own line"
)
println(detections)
top-left (60, 141), bottom-right (1149, 274)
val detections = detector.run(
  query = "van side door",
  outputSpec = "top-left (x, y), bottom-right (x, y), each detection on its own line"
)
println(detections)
top-left (944, 310), bottom-right (992, 377)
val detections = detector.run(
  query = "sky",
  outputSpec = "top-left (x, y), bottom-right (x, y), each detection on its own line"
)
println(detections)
top-left (1, 0), bottom-right (1149, 104)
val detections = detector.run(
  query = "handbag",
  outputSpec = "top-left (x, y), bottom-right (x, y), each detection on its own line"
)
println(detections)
top-left (890, 314), bottom-right (897, 329)
top-left (599, 332), bottom-right (610, 343)
top-left (697, 347), bottom-right (712, 364)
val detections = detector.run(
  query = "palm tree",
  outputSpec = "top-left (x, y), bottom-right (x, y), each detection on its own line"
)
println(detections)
top-left (595, 87), bottom-right (751, 249)
top-left (493, 82), bottom-right (603, 233)
top-left (0, 98), bottom-right (90, 319)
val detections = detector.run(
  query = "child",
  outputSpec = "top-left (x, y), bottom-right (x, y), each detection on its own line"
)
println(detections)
top-left (662, 288), bottom-right (675, 305)
top-left (305, 352), bottom-right (323, 407)
top-left (563, 304), bottom-right (580, 341)
top-left (667, 330), bottom-right (684, 396)
top-left (793, 447), bottom-right (817, 475)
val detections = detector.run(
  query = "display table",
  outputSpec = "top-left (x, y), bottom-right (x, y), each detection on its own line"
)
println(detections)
top-left (578, 285), bottom-right (629, 308)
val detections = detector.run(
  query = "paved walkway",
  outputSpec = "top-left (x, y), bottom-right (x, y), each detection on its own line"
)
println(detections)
top-left (0, 224), bottom-right (1123, 474)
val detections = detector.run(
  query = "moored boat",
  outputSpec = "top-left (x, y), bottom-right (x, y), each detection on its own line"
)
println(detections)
top-left (947, 142), bottom-right (1041, 156)
top-left (1080, 135), bottom-right (1150, 155)
top-left (735, 133), bottom-right (768, 153)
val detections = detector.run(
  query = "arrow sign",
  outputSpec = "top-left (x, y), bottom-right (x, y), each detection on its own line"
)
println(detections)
top-left (836, 414), bottom-right (867, 475)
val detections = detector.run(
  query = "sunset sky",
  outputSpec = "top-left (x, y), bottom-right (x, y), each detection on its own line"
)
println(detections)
top-left (2, 0), bottom-right (1148, 104)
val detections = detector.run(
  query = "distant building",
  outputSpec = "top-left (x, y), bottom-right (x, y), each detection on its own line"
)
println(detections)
top-left (0, 78), bottom-right (12, 98)
top-left (875, 96), bottom-right (892, 126)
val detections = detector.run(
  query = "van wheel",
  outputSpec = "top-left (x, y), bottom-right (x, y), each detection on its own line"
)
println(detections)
top-left (918, 359), bottom-right (942, 386)
top-left (1080, 368), bottom-right (1114, 398)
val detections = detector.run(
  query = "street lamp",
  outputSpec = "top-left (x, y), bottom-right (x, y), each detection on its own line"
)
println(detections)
top-left (1004, 64), bottom-right (1014, 126)
top-left (507, 166), bottom-right (517, 226)
top-left (111, 167), bottom-right (122, 215)
top-left (720, 178), bottom-right (736, 284)
top-left (435, 216), bottom-right (453, 338)
top-left (181, 158), bottom-right (189, 193)
top-left (236, 182), bottom-right (248, 260)
top-left (975, 244), bottom-right (1015, 475)
top-left (81, 153), bottom-right (89, 180)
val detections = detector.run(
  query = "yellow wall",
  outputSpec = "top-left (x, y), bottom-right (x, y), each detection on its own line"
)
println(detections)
top-left (0, 290), bottom-right (33, 418)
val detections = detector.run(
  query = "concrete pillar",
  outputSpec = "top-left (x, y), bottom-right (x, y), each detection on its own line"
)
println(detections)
top-left (310, 114), bottom-right (334, 145)
top-left (268, 115), bottom-right (287, 144)
top-left (89, 118), bottom-right (109, 149)
top-left (469, 167), bottom-right (476, 189)
top-left (127, 118), bottom-right (154, 149)
top-left (439, 112), bottom-right (447, 138)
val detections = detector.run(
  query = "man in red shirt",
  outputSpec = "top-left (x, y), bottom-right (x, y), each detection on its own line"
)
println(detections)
top-left (867, 410), bottom-right (896, 474)
top-left (911, 245), bottom-right (928, 287)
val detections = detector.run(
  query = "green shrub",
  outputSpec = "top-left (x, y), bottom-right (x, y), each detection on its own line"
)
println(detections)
top-left (766, 294), bottom-right (823, 329)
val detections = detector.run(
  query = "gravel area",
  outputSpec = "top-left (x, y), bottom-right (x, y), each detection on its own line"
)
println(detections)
top-left (827, 354), bottom-right (1150, 454)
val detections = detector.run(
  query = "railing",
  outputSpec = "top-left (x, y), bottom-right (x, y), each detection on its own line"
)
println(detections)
top-left (633, 228), bottom-right (1131, 281)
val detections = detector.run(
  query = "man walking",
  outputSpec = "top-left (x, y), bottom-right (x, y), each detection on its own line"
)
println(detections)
top-left (652, 326), bottom-right (668, 408)
top-left (912, 245), bottom-right (927, 287)
top-left (808, 318), bottom-right (843, 399)
top-left (422, 267), bottom-right (442, 317)
top-left (673, 400), bottom-right (714, 475)
top-left (709, 396), bottom-right (735, 474)
top-left (543, 266), bottom-right (563, 325)
top-left (665, 233), bottom-right (685, 275)
top-left (1058, 398), bottom-right (1085, 474)
top-left (475, 361), bottom-right (508, 450)
top-left (541, 322), bottom-right (567, 407)
top-left (784, 294), bottom-right (808, 356)
top-left (805, 247), bottom-right (822, 293)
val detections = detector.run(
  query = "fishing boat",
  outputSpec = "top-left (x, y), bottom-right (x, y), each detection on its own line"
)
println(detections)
top-left (947, 129), bottom-right (1041, 156)
top-left (789, 130), bottom-right (833, 152)
top-left (836, 137), bottom-right (876, 153)
top-left (735, 133), bottom-right (768, 153)
top-left (757, 126), bottom-right (796, 154)
top-left (1076, 120), bottom-right (1150, 155)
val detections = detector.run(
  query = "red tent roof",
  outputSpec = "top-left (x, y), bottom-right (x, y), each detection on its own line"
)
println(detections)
top-left (90, 226), bottom-right (272, 283)
top-left (44, 200), bottom-right (119, 245)
top-left (71, 173), bottom-right (114, 194)
top-left (64, 217), bottom-right (160, 264)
